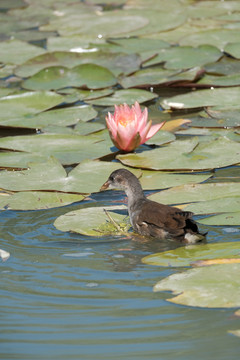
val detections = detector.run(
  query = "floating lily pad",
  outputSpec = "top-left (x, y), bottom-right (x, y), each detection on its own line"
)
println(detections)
top-left (224, 42), bottom-right (240, 59)
top-left (148, 183), bottom-right (240, 205)
top-left (144, 45), bottom-right (222, 70)
top-left (74, 121), bottom-right (105, 135)
top-left (161, 87), bottom-right (240, 110)
top-left (0, 132), bottom-right (116, 165)
top-left (86, 89), bottom-right (158, 106)
top-left (153, 263), bottom-right (240, 308)
top-left (145, 131), bottom-right (175, 146)
top-left (185, 196), bottom-right (240, 215)
top-left (0, 191), bottom-right (85, 210)
top-left (23, 64), bottom-right (117, 91)
top-left (0, 91), bottom-right (64, 122)
top-left (139, 172), bottom-right (211, 190)
top-left (124, 9), bottom-right (186, 36)
top-left (204, 57), bottom-right (240, 76)
top-left (120, 67), bottom-right (201, 88)
top-left (180, 29), bottom-right (240, 49)
top-left (199, 212), bottom-right (240, 226)
top-left (142, 242), bottom-right (240, 267)
top-left (54, 205), bottom-right (129, 236)
top-left (198, 73), bottom-right (240, 87)
top-left (0, 39), bottom-right (45, 65)
top-left (0, 105), bottom-right (97, 128)
top-left (118, 137), bottom-right (240, 171)
top-left (15, 51), bottom-right (141, 78)
top-left (41, 10), bottom-right (148, 38)
top-left (0, 157), bottom-right (137, 193)
top-left (109, 37), bottom-right (170, 54)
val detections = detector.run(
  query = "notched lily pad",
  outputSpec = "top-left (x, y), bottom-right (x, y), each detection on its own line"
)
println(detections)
top-left (54, 205), bottom-right (130, 236)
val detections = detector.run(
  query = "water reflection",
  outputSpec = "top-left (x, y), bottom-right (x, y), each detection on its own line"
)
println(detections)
top-left (1, 192), bottom-right (240, 360)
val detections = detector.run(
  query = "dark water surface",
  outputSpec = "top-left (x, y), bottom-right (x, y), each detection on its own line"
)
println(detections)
top-left (1, 190), bottom-right (240, 360)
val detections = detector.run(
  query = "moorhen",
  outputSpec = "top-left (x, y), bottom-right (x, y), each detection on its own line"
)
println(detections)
top-left (100, 169), bottom-right (206, 243)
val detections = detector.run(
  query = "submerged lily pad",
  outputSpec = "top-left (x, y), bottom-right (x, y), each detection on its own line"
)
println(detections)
top-left (54, 205), bottom-right (129, 236)
top-left (153, 263), bottom-right (240, 308)
top-left (142, 242), bottom-right (240, 267)
top-left (23, 64), bottom-right (117, 91)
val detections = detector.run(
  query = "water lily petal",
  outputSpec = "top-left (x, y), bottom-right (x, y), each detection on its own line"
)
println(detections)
top-left (146, 122), bottom-right (165, 139)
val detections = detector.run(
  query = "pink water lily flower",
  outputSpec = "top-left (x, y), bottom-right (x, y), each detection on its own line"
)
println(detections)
top-left (106, 101), bottom-right (165, 152)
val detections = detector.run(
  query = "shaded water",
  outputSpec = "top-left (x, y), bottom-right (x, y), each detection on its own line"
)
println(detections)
top-left (1, 189), bottom-right (240, 360)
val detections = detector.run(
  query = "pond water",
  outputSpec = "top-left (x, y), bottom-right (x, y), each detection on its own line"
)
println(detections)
top-left (1, 189), bottom-right (240, 360)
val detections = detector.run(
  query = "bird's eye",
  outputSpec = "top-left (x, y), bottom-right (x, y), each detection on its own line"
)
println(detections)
top-left (109, 175), bottom-right (114, 182)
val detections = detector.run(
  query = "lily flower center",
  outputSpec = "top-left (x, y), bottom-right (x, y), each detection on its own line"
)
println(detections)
top-left (118, 114), bottom-right (135, 127)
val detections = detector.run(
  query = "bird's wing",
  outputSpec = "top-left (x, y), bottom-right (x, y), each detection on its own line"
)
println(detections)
top-left (136, 200), bottom-right (193, 234)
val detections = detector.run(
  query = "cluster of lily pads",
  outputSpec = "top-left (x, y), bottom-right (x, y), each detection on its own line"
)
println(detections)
top-left (0, 0), bottom-right (240, 323)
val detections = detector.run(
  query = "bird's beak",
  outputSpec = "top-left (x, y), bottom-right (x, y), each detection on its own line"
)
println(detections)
top-left (100, 180), bottom-right (110, 191)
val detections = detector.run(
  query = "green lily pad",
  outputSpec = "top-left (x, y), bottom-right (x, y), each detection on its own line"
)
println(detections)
top-left (144, 45), bottom-right (222, 70)
top-left (109, 37), bottom-right (170, 54)
top-left (0, 157), bottom-right (138, 193)
top-left (161, 87), bottom-right (240, 110)
top-left (54, 205), bottom-right (129, 236)
top-left (41, 10), bottom-right (148, 37)
top-left (204, 57), bottom-right (240, 76)
top-left (145, 131), bottom-right (175, 146)
top-left (23, 64), bottom-right (117, 91)
top-left (0, 105), bottom-right (97, 128)
top-left (224, 42), bottom-right (240, 59)
top-left (120, 67), bottom-right (201, 88)
top-left (0, 191), bottom-right (85, 211)
top-left (15, 51), bottom-right (141, 78)
top-left (180, 29), bottom-right (240, 49)
top-left (0, 91), bottom-right (64, 122)
top-left (139, 172), bottom-right (211, 190)
top-left (118, 137), bottom-right (240, 171)
top-left (0, 132), bottom-right (116, 165)
top-left (86, 89), bottom-right (158, 106)
top-left (153, 263), bottom-right (240, 308)
top-left (198, 73), bottom-right (240, 87)
top-left (124, 9), bottom-right (186, 36)
top-left (185, 196), bottom-right (240, 215)
top-left (142, 242), bottom-right (240, 267)
top-left (149, 183), bottom-right (240, 205)
top-left (189, 113), bottom-right (240, 128)
top-left (73, 121), bottom-right (105, 135)
top-left (199, 212), bottom-right (240, 226)
top-left (0, 39), bottom-right (45, 65)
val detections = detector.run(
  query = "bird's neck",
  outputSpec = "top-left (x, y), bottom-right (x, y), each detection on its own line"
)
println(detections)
top-left (125, 181), bottom-right (145, 210)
